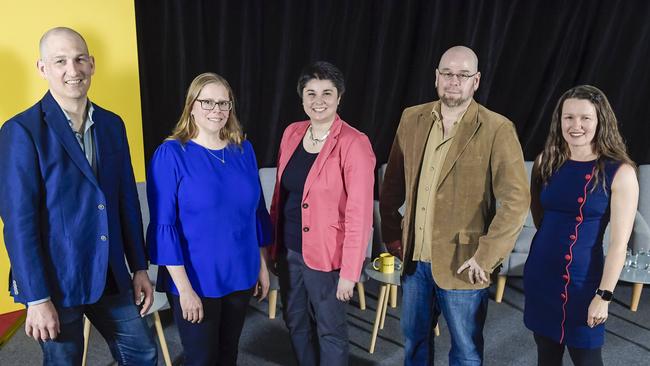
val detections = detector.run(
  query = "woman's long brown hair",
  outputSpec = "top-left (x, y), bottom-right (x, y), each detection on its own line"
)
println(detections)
top-left (537, 85), bottom-right (635, 191)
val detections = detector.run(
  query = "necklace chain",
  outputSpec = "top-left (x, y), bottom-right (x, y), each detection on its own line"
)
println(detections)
top-left (202, 145), bottom-right (225, 164)
top-left (308, 125), bottom-right (331, 146)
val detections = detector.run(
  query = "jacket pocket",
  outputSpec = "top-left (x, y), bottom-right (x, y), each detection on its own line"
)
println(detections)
top-left (326, 222), bottom-right (345, 265)
top-left (454, 232), bottom-right (482, 282)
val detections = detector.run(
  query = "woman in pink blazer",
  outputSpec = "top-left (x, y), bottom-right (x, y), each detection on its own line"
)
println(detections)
top-left (269, 61), bottom-right (375, 365)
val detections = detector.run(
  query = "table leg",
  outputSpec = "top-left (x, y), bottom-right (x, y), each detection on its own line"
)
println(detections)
top-left (154, 312), bottom-right (172, 366)
top-left (268, 289), bottom-right (278, 319)
top-left (495, 275), bottom-right (507, 303)
top-left (369, 285), bottom-right (388, 354)
top-left (380, 285), bottom-right (390, 330)
top-left (390, 284), bottom-right (398, 308)
top-left (82, 316), bottom-right (91, 366)
top-left (631, 283), bottom-right (643, 312)
top-left (357, 282), bottom-right (366, 310)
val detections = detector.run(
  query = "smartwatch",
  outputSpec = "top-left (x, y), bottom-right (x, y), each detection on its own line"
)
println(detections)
top-left (595, 288), bottom-right (613, 301)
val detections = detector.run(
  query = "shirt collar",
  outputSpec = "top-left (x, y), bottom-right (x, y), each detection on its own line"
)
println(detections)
top-left (431, 100), bottom-right (468, 127)
top-left (62, 102), bottom-right (95, 133)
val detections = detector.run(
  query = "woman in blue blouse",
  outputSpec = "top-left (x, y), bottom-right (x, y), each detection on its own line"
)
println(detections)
top-left (147, 72), bottom-right (272, 366)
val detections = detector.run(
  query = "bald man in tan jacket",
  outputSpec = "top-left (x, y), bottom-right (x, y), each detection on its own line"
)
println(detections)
top-left (380, 46), bottom-right (529, 365)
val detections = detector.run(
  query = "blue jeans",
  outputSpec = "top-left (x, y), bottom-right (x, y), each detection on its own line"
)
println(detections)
top-left (401, 261), bottom-right (488, 366)
top-left (39, 290), bottom-right (158, 365)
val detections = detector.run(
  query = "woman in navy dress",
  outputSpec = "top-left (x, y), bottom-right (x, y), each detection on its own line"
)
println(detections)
top-left (524, 85), bottom-right (638, 365)
top-left (147, 73), bottom-right (272, 365)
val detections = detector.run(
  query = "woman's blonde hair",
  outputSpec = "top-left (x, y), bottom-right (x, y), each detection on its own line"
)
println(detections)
top-left (167, 72), bottom-right (243, 145)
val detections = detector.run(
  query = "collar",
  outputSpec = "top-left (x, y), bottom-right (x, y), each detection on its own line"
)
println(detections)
top-left (431, 99), bottom-right (477, 126)
top-left (431, 101), bottom-right (467, 127)
top-left (62, 102), bottom-right (95, 133)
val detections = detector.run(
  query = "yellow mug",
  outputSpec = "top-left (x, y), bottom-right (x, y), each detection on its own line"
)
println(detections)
top-left (372, 253), bottom-right (402, 274)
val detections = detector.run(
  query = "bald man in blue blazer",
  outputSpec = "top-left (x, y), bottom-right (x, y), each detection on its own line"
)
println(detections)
top-left (0, 27), bottom-right (157, 365)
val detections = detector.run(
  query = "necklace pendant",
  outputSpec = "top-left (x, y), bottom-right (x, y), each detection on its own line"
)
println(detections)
top-left (202, 145), bottom-right (226, 164)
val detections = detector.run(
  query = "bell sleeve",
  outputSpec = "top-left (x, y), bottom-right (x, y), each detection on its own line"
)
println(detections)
top-left (146, 143), bottom-right (185, 265)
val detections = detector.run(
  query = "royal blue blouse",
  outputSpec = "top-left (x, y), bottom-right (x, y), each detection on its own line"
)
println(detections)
top-left (146, 139), bottom-right (271, 298)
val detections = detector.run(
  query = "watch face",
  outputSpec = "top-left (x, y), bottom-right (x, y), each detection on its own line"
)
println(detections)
top-left (597, 289), bottom-right (613, 301)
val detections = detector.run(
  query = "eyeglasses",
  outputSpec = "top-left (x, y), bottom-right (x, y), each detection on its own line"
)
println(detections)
top-left (437, 70), bottom-right (478, 82)
top-left (196, 99), bottom-right (233, 111)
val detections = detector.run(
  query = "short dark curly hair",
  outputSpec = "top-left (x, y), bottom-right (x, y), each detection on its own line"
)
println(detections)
top-left (296, 61), bottom-right (346, 100)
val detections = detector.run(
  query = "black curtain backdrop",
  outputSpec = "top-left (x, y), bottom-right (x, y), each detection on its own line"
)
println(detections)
top-left (134, 0), bottom-right (650, 171)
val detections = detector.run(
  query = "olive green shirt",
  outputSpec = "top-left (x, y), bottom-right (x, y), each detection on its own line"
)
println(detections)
top-left (412, 106), bottom-right (462, 262)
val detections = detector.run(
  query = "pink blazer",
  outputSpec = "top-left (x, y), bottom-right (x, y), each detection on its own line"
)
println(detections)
top-left (269, 116), bottom-right (375, 281)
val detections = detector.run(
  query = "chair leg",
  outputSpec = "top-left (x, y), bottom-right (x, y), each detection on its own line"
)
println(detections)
top-left (434, 323), bottom-right (440, 337)
top-left (369, 284), bottom-right (388, 354)
top-left (379, 285), bottom-right (390, 330)
top-left (357, 282), bottom-right (366, 310)
top-left (495, 274), bottom-right (507, 303)
top-left (389, 284), bottom-right (398, 308)
top-left (82, 316), bottom-right (91, 366)
top-left (268, 289), bottom-right (278, 319)
top-left (631, 283), bottom-right (643, 312)
top-left (153, 311), bottom-right (172, 366)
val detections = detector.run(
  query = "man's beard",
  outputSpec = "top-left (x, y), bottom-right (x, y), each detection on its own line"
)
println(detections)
top-left (439, 93), bottom-right (470, 108)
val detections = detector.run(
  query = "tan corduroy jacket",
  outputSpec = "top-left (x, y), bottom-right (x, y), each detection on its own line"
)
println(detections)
top-left (380, 99), bottom-right (530, 290)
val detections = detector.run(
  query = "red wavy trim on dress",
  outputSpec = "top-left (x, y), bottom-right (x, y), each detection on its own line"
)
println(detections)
top-left (559, 167), bottom-right (595, 344)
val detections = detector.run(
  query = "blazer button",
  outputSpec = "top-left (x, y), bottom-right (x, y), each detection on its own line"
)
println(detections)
top-left (560, 293), bottom-right (566, 300)
top-left (564, 254), bottom-right (571, 261)
top-left (98, 204), bottom-right (105, 210)
top-left (585, 174), bottom-right (592, 180)
top-left (100, 235), bottom-right (108, 241)
top-left (562, 274), bottom-right (569, 281)
top-left (577, 197), bottom-right (584, 203)
top-left (575, 216), bottom-right (582, 222)
top-left (569, 234), bottom-right (576, 240)
top-left (302, 203), bottom-right (309, 209)
top-left (303, 227), bottom-right (310, 232)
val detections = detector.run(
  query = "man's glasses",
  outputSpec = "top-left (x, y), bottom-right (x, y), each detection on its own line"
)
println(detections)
top-left (196, 99), bottom-right (233, 111)
top-left (437, 70), bottom-right (478, 83)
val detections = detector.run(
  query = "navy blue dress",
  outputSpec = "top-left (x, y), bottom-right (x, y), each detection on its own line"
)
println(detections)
top-left (524, 159), bottom-right (620, 349)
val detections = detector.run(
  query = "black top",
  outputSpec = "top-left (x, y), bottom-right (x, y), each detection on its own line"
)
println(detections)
top-left (281, 141), bottom-right (318, 253)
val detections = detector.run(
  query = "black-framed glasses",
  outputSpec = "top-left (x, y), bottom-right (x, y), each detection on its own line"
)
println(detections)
top-left (437, 70), bottom-right (478, 82)
top-left (196, 99), bottom-right (233, 111)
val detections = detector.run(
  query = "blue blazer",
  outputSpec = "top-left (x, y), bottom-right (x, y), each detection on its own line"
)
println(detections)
top-left (0, 91), bottom-right (148, 307)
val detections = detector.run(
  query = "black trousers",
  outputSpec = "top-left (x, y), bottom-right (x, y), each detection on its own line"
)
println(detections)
top-left (168, 288), bottom-right (253, 366)
top-left (278, 249), bottom-right (349, 366)
top-left (534, 333), bottom-right (603, 366)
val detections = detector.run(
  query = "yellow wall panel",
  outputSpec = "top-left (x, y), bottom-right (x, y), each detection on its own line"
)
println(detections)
top-left (0, 1), bottom-right (145, 313)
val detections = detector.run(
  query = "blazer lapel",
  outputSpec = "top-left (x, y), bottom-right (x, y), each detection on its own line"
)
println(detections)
top-left (276, 122), bottom-right (309, 185)
top-left (41, 92), bottom-right (99, 187)
top-left (412, 110), bottom-right (436, 172)
top-left (436, 100), bottom-right (481, 190)
top-left (93, 115), bottom-right (110, 184)
top-left (303, 116), bottom-right (343, 198)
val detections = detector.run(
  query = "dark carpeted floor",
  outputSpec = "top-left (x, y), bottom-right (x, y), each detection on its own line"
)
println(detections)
top-left (1, 277), bottom-right (648, 365)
